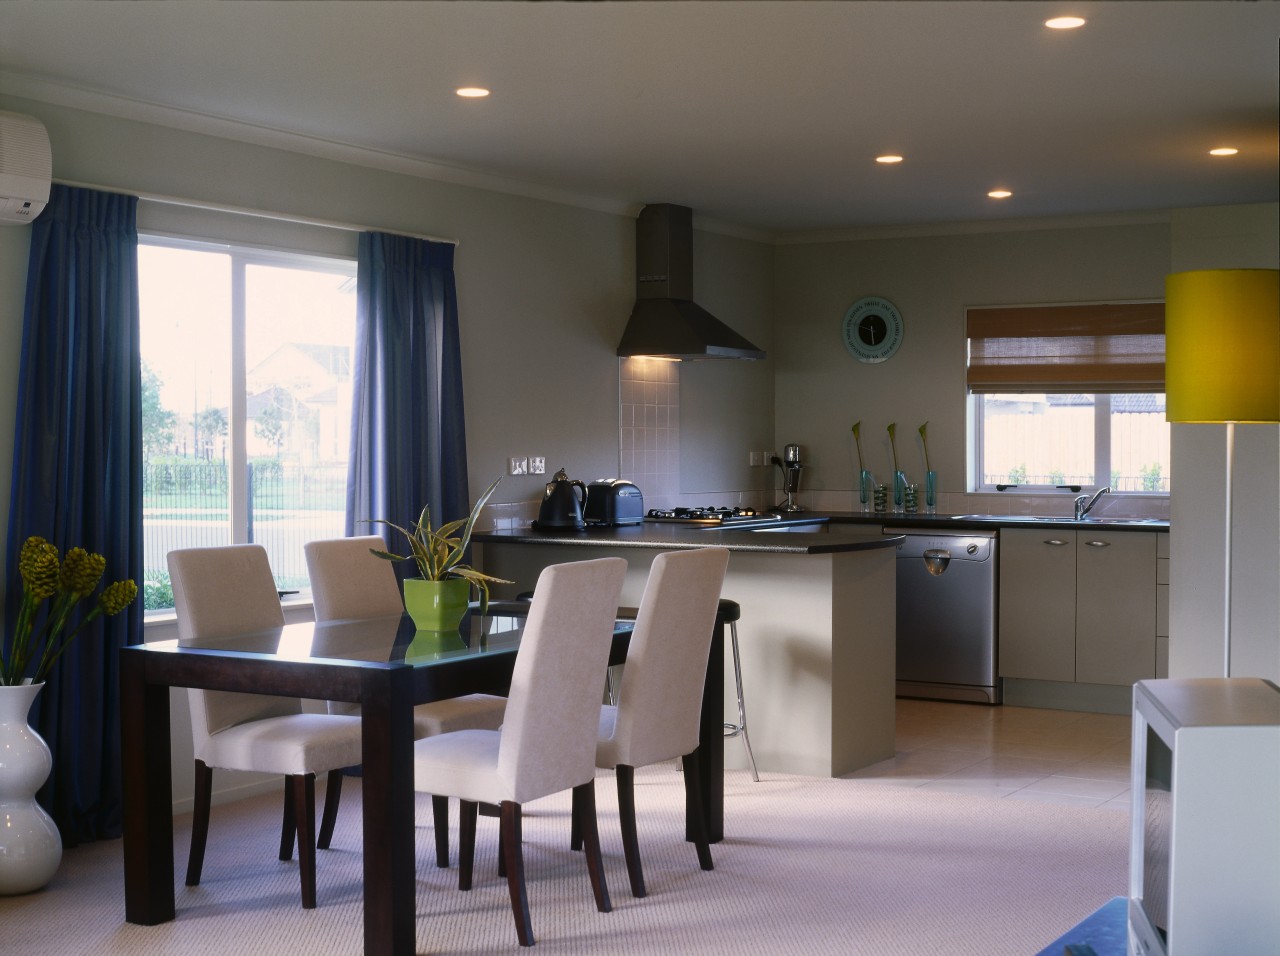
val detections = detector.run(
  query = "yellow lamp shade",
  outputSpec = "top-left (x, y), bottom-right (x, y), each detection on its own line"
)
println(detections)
top-left (1165, 269), bottom-right (1279, 423)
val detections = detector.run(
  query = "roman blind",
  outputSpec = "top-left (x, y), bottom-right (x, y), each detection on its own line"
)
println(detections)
top-left (966, 302), bottom-right (1165, 393)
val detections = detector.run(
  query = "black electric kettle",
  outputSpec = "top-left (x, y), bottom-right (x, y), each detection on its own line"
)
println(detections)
top-left (536, 468), bottom-right (587, 529)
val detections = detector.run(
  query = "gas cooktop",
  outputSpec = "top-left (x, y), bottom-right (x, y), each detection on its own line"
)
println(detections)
top-left (645, 506), bottom-right (782, 525)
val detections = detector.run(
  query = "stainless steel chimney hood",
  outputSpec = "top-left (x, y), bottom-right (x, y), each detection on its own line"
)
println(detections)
top-left (617, 204), bottom-right (766, 361)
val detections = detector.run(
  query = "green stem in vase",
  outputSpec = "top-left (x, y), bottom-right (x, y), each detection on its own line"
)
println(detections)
top-left (851, 420), bottom-right (864, 472)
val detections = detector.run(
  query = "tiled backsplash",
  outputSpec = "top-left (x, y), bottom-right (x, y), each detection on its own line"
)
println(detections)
top-left (618, 357), bottom-right (680, 506)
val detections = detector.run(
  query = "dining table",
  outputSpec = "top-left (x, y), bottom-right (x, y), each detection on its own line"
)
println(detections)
top-left (120, 601), bottom-right (726, 955)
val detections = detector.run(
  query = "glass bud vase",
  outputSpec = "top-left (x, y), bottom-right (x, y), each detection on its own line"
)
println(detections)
top-left (859, 469), bottom-right (875, 513)
top-left (925, 470), bottom-right (938, 514)
top-left (893, 470), bottom-right (907, 512)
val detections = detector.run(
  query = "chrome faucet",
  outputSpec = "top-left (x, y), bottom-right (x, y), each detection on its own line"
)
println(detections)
top-left (1074, 487), bottom-right (1111, 520)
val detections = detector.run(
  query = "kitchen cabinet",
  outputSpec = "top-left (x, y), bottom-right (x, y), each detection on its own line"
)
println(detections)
top-left (999, 528), bottom-right (1159, 686)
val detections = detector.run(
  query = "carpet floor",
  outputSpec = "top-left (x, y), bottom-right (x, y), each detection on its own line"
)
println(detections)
top-left (4, 763), bottom-right (1127, 955)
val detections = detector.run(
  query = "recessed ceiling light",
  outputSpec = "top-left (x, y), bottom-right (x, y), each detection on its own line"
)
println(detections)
top-left (1209, 147), bottom-right (1240, 156)
top-left (875, 155), bottom-right (904, 164)
top-left (988, 189), bottom-right (1013, 200)
top-left (456, 87), bottom-right (490, 98)
top-left (1045, 16), bottom-right (1086, 30)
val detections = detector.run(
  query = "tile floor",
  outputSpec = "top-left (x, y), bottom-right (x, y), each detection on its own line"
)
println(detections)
top-left (846, 697), bottom-right (1133, 811)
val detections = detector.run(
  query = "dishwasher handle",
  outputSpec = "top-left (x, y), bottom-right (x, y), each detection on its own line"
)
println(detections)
top-left (922, 548), bottom-right (951, 576)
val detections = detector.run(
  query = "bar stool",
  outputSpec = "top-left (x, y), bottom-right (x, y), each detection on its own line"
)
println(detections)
top-left (719, 598), bottom-right (759, 782)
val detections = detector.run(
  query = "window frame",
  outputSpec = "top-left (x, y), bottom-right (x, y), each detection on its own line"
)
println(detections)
top-left (138, 232), bottom-right (357, 614)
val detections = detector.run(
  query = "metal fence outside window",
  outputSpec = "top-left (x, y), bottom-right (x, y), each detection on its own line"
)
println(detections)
top-left (143, 459), bottom-right (347, 611)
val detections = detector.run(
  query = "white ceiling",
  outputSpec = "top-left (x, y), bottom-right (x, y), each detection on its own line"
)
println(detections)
top-left (2, 0), bottom-right (1277, 238)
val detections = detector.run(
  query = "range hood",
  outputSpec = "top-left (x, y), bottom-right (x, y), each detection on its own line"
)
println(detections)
top-left (617, 203), bottom-right (766, 361)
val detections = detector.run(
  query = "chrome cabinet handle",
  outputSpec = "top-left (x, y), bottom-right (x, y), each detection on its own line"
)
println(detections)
top-left (1044, 539), bottom-right (1070, 547)
top-left (1084, 540), bottom-right (1110, 548)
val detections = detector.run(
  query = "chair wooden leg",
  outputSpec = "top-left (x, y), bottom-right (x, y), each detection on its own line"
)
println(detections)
top-left (615, 764), bottom-right (646, 897)
top-left (186, 760), bottom-right (213, 887)
top-left (432, 795), bottom-right (450, 868)
top-left (500, 801), bottom-right (535, 947)
top-left (681, 751), bottom-right (714, 872)
top-left (318, 771), bottom-right (343, 851)
top-left (458, 799), bottom-right (478, 891)
top-left (291, 773), bottom-right (319, 909)
top-left (574, 781), bottom-right (612, 914)
top-left (569, 784), bottom-right (584, 851)
top-left (279, 777), bottom-right (297, 861)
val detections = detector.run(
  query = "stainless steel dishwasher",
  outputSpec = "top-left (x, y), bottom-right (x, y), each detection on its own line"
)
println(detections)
top-left (885, 528), bottom-right (1000, 704)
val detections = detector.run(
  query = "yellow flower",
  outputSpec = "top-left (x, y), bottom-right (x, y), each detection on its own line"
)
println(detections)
top-left (5, 534), bottom-right (139, 685)
top-left (99, 579), bottom-right (138, 616)
top-left (61, 547), bottom-right (107, 597)
top-left (22, 540), bottom-right (61, 600)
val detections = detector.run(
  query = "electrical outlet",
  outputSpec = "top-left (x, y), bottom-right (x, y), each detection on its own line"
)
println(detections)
top-left (748, 451), bottom-right (764, 466)
top-left (508, 456), bottom-right (528, 476)
top-left (529, 457), bottom-right (546, 475)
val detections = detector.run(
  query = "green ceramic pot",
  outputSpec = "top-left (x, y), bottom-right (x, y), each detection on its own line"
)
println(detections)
top-left (402, 577), bottom-right (469, 632)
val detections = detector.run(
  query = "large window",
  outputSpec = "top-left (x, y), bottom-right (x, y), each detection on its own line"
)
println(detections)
top-left (975, 393), bottom-right (1170, 492)
top-left (138, 237), bottom-right (357, 612)
top-left (968, 302), bottom-right (1170, 494)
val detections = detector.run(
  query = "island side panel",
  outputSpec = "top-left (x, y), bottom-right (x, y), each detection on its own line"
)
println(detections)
top-left (477, 540), bottom-right (897, 778)
top-left (830, 548), bottom-right (897, 774)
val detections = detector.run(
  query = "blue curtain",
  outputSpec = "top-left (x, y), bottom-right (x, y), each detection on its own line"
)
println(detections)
top-left (3, 184), bottom-right (143, 845)
top-left (347, 232), bottom-right (469, 545)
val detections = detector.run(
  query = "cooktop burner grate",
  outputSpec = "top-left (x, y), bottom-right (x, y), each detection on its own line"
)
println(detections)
top-left (645, 506), bottom-right (781, 524)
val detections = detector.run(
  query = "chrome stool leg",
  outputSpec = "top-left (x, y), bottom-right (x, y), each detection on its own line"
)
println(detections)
top-left (722, 618), bottom-right (759, 782)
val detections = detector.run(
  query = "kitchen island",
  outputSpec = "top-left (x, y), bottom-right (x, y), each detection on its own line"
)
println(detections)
top-left (474, 522), bottom-right (899, 778)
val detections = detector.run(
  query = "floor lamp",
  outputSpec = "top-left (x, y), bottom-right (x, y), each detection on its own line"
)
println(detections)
top-left (1164, 268), bottom-right (1279, 677)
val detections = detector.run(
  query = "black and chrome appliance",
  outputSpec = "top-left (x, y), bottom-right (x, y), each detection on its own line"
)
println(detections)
top-left (886, 527), bottom-right (1000, 704)
top-left (771, 443), bottom-right (805, 512)
top-left (583, 479), bottom-right (645, 526)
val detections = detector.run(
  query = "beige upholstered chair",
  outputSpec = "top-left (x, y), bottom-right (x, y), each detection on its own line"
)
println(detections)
top-left (303, 535), bottom-right (508, 866)
top-left (411, 556), bottom-right (627, 947)
top-left (589, 547), bottom-right (730, 898)
top-left (167, 544), bottom-right (364, 910)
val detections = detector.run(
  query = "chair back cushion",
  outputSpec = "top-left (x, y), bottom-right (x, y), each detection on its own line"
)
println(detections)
top-left (167, 545), bottom-right (298, 740)
top-left (497, 556), bottom-right (626, 803)
top-left (305, 535), bottom-right (404, 622)
top-left (601, 547), bottom-right (729, 769)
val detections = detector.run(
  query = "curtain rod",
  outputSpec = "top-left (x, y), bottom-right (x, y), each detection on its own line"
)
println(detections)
top-left (54, 178), bottom-right (460, 247)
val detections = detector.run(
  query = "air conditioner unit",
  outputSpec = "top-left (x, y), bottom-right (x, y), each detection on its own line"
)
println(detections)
top-left (0, 110), bottom-right (52, 225)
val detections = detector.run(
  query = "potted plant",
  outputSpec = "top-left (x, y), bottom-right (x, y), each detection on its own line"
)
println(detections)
top-left (1, 536), bottom-right (137, 895)
top-left (368, 476), bottom-right (512, 631)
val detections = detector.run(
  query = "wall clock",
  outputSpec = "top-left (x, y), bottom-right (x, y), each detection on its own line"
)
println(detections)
top-left (842, 296), bottom-right (904, 364)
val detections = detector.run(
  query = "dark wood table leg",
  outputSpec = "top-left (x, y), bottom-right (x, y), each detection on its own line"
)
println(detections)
top-left (121, 648), bottom-right (176, 924)
top-left (688, 617), bottom-right (724, 844)
top-left (360, 666), bottom-right (417, 955)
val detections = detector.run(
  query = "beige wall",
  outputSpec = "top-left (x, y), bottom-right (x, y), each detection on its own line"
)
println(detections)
top-left (772, 221), bottom-right (1172, 505)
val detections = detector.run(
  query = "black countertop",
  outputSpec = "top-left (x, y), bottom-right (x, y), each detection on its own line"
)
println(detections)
top-left (473, 519), bottom-right (898, 555)
top-left (824, 511), bottom-right (1168, 532)
top-left (474, 509), bottom-right (1166, 556)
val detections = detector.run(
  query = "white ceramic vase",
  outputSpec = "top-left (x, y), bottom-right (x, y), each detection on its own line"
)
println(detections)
top-left (0, 682), bottom-right (62, 895)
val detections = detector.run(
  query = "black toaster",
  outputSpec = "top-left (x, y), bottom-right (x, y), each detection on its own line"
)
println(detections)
top-left (583, 479), bottom-right (645, 526)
